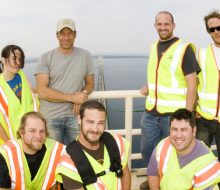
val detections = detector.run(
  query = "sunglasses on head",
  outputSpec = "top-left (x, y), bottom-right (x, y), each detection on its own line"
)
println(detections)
top-left (208, 26), bottom-right (220, 33)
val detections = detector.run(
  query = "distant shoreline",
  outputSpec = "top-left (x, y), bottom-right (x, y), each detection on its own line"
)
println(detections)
top-left (26, 54), bottom-right (148, 63)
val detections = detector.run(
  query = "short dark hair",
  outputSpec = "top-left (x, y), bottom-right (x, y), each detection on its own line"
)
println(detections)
top-left (17, 111), bottom-right (49, 139)
top-left (0, 45), bottom-right (25, 73)
top-left (79, 100), bottom-right (107, 119)
top-left (170, 109), bottom-right (195, 128)
top-left (155, 11), bottom-right (174, 23)
top-left (204, 10), bottom-right (220, 33)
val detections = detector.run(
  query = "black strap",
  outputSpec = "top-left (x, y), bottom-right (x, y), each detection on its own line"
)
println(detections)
top-left (66, 132), bottom-right (123, 187)
top-left (101, 132), bottom-right (123, 177)
top-left (66, 140), bottom-right (97, 186)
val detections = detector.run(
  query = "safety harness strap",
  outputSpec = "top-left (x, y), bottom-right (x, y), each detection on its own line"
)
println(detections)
top-left (66, 132), bottom-right (123, 187)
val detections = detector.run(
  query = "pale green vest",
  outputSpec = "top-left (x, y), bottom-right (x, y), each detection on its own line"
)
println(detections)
top-left (196, 45), bottom-right (220, 121)
top-left (0, 70), bottom-right (37, 145)
top-left (157, 138), bottom-right (220, 190)
top-left (0, 138), bottom-right (59, 190)
top-left (146, 39), bottom-right (195, 113)
top-left (56, 134), bottom-right (129, 190)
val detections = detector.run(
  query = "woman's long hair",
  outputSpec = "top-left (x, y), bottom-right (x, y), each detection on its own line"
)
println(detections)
top-left (0, 45), bottom-right (25, 73)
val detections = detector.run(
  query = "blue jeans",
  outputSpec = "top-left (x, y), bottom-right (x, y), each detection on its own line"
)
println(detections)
top-left (47, 116), bottom-right (79, 145)
top-left (141, 111), bottom-right (170, 167)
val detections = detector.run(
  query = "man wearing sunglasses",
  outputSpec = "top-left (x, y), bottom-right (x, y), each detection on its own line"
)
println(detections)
top-left (196, 10), bottom-right (220, 165)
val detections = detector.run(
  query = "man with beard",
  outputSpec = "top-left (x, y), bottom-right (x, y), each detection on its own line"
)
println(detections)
top-left (0, 111), bottom-right (65, 190)
top-left (55, 100), bottom-right (131, 190)
top-left (140, 11), bottom-right (200, 189)
top-left (147, 109), bottom-right (220, 190)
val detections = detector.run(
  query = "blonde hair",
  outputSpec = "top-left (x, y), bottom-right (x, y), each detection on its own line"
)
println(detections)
top-left (17, 111), bottom-right (49, 139)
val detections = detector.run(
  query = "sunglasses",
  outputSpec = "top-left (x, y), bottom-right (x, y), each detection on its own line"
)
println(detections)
top-left (208, 26), bottom-right (220, 33)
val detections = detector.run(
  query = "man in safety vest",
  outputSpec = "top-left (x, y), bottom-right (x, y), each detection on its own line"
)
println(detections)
top-left (55, 100), bottom-right (131, 190)
top-left (140, 11), bottom-right (200, 189)
top-left (0, 111), bottom-right (65, 190)
top-left (196, 10), bottom-right (220, 163)
top-left (147, 108), bottom-right (220, 190)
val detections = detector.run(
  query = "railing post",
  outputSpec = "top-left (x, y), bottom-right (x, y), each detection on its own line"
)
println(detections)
top-left (125, 96), bottom-right (133, 168)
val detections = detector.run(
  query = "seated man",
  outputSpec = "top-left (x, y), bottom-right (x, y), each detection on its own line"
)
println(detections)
top-left (55, 100), bottom-right (131, 190)
top-left (0, 111), bottom-right (65, 190)
top-left (147, 108), bottom-right (220, 190)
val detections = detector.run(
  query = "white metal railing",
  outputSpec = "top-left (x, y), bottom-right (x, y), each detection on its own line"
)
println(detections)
top-left (89, 90), bottom-right (145, 167)
top-left (89, 90), bottom-right (217, 169)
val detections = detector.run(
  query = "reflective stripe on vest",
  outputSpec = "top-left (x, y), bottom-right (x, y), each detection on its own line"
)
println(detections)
top-left (59, 153), bottom-right (111, 190)
top-left (0, 87), bottom-right (14, 139)
top-left (2, 139), bottom-right (64, 190)
top-left (156, 138), bottom-right (172, 176)
top-left (169, 42), bottom-right (187, 89)
top-left (57, 134), bottom-right (127, 190)
top-left (196, 46), bottom-right (220, 121)
top-left (114, 134), bottom-right (125, 161)
top-left (59, 154), bottom-right (78, 172)
top-left (157, 138), bottom-right (220, 189)
top-left (146, 40), bottom-right (191, 113)
top-left (0, 70), bottom-right (38, 140)
top-left (2, 140), bottom-right (25, 190)
top-left (193, 160), bottom-right (220, 188)
top-left (42, 142), bottom-right (65, 190)
top-left (94, 178), bottom-right (108, 190)
top-left (26, 79), bottom-right (38, 112)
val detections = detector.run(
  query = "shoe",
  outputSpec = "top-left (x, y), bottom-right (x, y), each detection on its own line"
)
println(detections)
top-left (140, 180), bottom-right (149, 190)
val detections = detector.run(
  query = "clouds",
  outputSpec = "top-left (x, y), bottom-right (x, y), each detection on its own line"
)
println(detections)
top-left (0, 0), bottom-right (219, 57)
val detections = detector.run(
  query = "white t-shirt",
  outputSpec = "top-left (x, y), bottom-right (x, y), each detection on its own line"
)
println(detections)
top-left (212, 44), bottom-right (220, 70)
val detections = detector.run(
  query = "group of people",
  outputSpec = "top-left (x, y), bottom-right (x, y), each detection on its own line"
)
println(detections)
top-left (139, 10), bottom-right (220, 190)
top-left (0, 8), bottom-right (220, 190)
top-left (0, 17), bottom-right (130, 190)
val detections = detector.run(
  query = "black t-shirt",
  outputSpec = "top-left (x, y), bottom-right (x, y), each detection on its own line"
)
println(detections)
top-left (62, 141), bottom-right (104, 190)
top-left (0, 144), bottom-right (46, 188)
top-left (148, 37), bottom-right (200, 116)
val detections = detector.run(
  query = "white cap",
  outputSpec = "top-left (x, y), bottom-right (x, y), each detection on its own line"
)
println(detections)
top-left (57, 18), bottom-right (76, 32)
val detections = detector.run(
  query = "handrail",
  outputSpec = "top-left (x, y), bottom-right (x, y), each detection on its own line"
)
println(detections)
top-left (89, 90), bottom-right (145, 167)
top-left (89, 90), bottom-right (217, 169)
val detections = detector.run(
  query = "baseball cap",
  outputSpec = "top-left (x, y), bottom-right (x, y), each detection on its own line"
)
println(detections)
top-left (57, 18), bottom-right (76, 32)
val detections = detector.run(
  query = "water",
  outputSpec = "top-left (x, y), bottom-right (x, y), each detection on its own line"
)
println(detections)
top-left (23, 55), bottom-right (148, 168)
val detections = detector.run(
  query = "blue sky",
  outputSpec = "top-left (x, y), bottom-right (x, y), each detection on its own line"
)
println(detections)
top-left (0, 0), bottom-right (219, 57)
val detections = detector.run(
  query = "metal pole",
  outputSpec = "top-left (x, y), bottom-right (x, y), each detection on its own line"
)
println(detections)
top-left (125, 96), bottom-right (133, 168)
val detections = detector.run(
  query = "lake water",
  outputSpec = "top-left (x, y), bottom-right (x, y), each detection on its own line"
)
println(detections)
top-left (23, 55), bottom-right (148, 168)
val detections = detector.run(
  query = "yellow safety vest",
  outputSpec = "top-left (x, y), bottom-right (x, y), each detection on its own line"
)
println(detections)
top-left (0, 138), bottom-right (65, 190)
top-left (156, 137), bottom-right (220, 190)
top-left (196, 45), bottom-right (220, 121)
top-left (0, 70), bottom-right (38, 145)
top-left (146, 39), bottom-right (195, 113)
top-left (56, 134), bottom-right (130, 190)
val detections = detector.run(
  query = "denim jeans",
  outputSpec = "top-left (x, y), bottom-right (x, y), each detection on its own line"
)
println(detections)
top-left (141, 111), bottom-right (170, 167)
top-left (196, 117), bottom-right (220, 161)
top-left (47, 116), bottom-right (79, 145)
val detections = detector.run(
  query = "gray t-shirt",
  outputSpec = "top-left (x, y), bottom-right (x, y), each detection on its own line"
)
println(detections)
top-left (35, 47), bottom-right (94, 119)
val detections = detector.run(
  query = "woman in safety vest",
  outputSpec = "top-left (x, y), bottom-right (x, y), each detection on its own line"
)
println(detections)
top-left (0, 45), bottom-right (38, 145)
